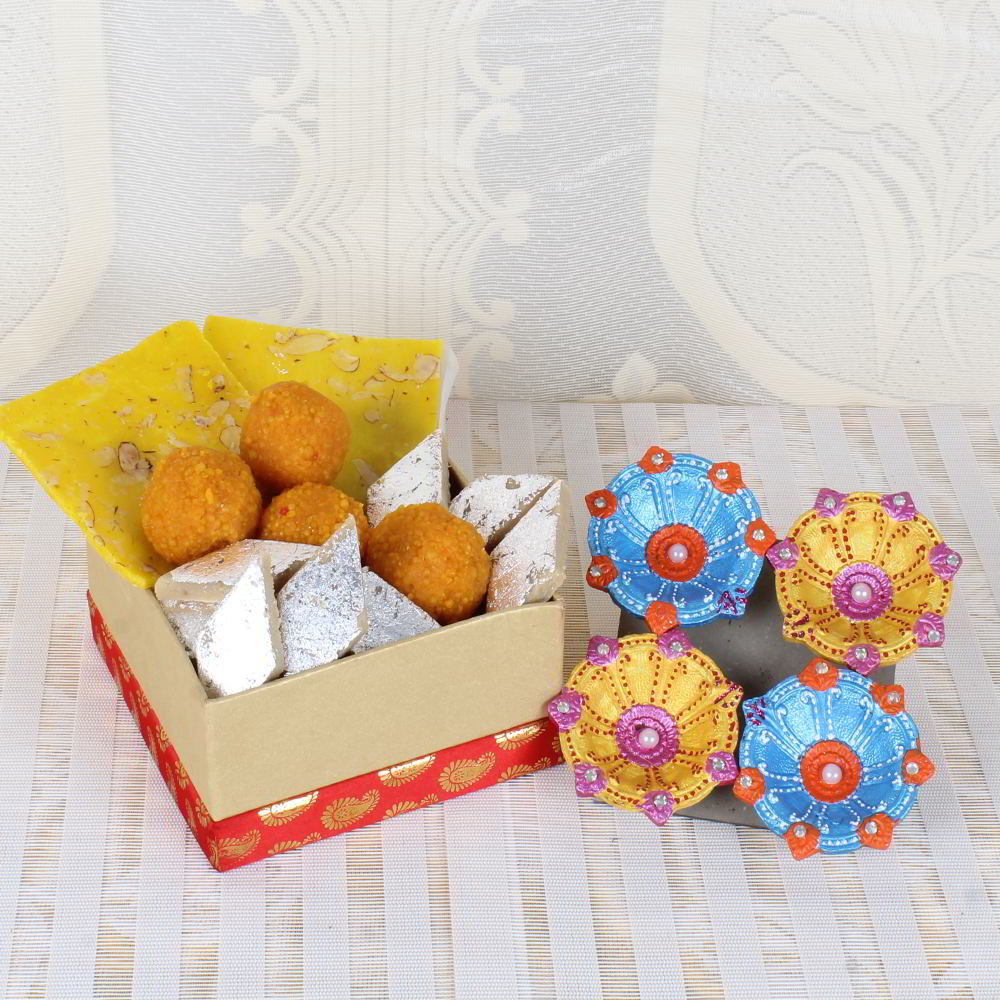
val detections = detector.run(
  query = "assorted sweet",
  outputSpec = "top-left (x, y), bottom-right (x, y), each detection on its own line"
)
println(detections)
top-left (550, 633), bottom-right (741, 824)
top-left (366, 430), bottom-right (448, 528)
top-left (0, 321), bottom-right (251, 587)
top-left (450, 473), bottom-right (555, 549)
top-left (160, 600), bottom-right (214, 657)
top-left (585, 448), bottom-right (770, 632)
top-left (772, 489), bottom-right (960, 669)
top-left (195, 554), bottom-right (285, 697)
top-left (154, 539), bottom-right (316, 604)
top-left (487, 480), bottom-right (568, 611)
top-left (140, 446), bottom-right (262, 565)
top-left (555, 445), bottom-right (951, 856)
top-left (0, 320), bottom-right (442, 585)
top-left (240, 381), bottom-right (351, 492)
top-left (353, 569), bottom-right (440, 653)
top-left (278, 517), bottom-right (367, 675)
top-left (366, 502), bottom-right (491, 624)
top-left (156, 539), bottom-right (314, 655)
top-left (260, 482), bottom-right (370, 551)
top-left (204, 316), bottom-right (442, 501)
top-left (734, 661), bottom-right (933, 857)
top-left (0, 320), bottom-right (571, 704)
top-left (144, 385), bottom-right (567, 692)
top-left (153, 425), bottom-right (567, 692)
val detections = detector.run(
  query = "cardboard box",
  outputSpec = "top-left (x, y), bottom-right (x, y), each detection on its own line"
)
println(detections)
top-left (87, 548), bottom-right (565, 870)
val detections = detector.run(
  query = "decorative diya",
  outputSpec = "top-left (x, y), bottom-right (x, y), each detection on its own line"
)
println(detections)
top-left (734, 659), bottom-right (933, 857)
top-left (549, 633), bottom-right (742, 824)
top-left (771, 490), bottom-right (961, 670)
top-left (585, 449), bottom-right (772, 630)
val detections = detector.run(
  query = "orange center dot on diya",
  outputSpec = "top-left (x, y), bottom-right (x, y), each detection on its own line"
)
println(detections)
top-left (799, 740), bottom-right (861, 803)
top-left (645, 523), bottom-right (706, 582)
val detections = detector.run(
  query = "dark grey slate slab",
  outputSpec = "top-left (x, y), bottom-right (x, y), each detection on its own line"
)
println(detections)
top-left (616, 562), bottom-right (895, 828)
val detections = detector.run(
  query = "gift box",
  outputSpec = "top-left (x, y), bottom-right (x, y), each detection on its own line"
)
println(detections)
top-left (87, 544), bottom-right (563, 870)
top-left (0, 319), bottom-right (568, 871)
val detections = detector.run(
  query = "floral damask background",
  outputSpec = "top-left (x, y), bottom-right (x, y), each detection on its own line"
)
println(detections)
top-left (3, 0), bottom-right (1000, 404)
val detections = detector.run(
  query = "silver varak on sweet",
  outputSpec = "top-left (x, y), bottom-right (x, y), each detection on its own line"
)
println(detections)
top-left (366, 429), bottom-right (448, 528)
top-left (487, 480), bottom-right (569, 611)
top-left (278, 515), bottom-right (367, 675)
top-left (450, 473), bottom-right (555, 549)
top-left (194, 553), bottom-right (285, 697)
top-left (354, 568), bottom-right (440, 653)
top-left (154, 539), bottom-right (317, 604)
top-left (160, 600), bottom-right (213, 656)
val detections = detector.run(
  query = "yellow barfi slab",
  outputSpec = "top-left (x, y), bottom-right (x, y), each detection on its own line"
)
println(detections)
top-left (203, 317), bottom-right (441, 502)
top-left (0, 322), bottom-right (251, 588)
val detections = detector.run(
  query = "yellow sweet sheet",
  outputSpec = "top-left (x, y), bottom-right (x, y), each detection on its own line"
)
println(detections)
top-left (203, 317), bottom-right (441, 502)
top-left (0, 322), bottom-right (251, 588)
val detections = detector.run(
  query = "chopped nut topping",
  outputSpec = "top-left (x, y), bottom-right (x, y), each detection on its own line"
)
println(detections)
top-left (175, 366), bottom-right (194, 402)
top-left (333, 349), bottom-right (360, 372)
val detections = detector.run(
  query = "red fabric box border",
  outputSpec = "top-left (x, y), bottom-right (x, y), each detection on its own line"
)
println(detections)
top-left (88, 593), bottom-right (560, 870)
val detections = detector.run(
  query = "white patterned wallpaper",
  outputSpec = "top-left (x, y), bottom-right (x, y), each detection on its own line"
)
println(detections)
top-left (2, 0), bottom-right (1000, 403)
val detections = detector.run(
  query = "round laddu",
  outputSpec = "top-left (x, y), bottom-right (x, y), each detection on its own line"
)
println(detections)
top-left (240, 381), bottom-right (351, 492)
top-left (260, 482), bottom-right (370, 550)
top-left (141, 446), bottom-right (262, 565)
top-left (366, 503), bottom-right (491, 624)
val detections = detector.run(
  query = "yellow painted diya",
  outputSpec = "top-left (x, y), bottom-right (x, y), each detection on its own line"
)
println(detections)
top-left (549, 633), bottom-right (742, 824)
top-left (770, 489), bottom-right (962, 671)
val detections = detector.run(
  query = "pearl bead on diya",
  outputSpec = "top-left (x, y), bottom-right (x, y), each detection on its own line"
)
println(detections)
top-left (636, 726), bottom-right (661, 750)
top-left (667, 542), bottom-right (688, 565)
top-left (851, 581), bottom-right (873, 605)
top-left (821, 762), bottom-right (843, 785)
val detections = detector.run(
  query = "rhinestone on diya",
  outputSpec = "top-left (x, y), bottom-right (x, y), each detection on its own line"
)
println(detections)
top-left (772, 490), bottom-right (961, 669)
top-left (734, 661), bottom-right (933, 858)
top-left (584, 448), bottom-right (771, 630)
top-left (549, 632), bottom-right (742, 825)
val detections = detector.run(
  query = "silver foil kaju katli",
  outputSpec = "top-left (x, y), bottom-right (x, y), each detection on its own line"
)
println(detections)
top-left (449, 473), bottom-right (555, 549)
top-left (154, 539), bottom-right (317, 604)
top-left (354, 568), bottom-right (440, 654)
top-left (160, 600), bottom-right (213, 656)
top-left (487, 480), bottom-right (569, 611)
top-left (278, 515), bottom-right (367, 675)
top-left (366, 430), bottom-right (448, 528)
top-left (194, 553), bottom-right (285, 697)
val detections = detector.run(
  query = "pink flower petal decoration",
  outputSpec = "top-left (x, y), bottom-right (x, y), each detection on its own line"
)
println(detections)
top-left (574, 762), bottom-right (607, 798)
top-left (929, 542), bottom-right (962, 581)
top-left (657, 628), bottom-right (691, 660)
top-left (914, 612), bottom-right (945, 647)
top-left (814, 488), bottom-right (847, 517)
top-left (640, 790), bottom-right (675, 825)
top-left (845, 644), bottom-right (880, 675)
top-left (767, 538), bottom-right (799, 570)
top-left (881, 491), bottom-right (917, 521)
top-left (547, 688), bottom-right (584, 732)
top-left (587, 636), bottom-right (620, 666)
top-left (704, 751), bottom-right (739, 784)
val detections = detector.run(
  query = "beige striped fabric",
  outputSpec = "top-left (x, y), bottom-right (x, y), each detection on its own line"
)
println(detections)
top-left (1, 402), bottom-right (998, 999)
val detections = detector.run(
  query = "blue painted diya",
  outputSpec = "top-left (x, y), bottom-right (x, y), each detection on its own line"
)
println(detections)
top-left (585, 448), bottom-right (772, 631)
top-left (734, 659), bottom-right (934, 858)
